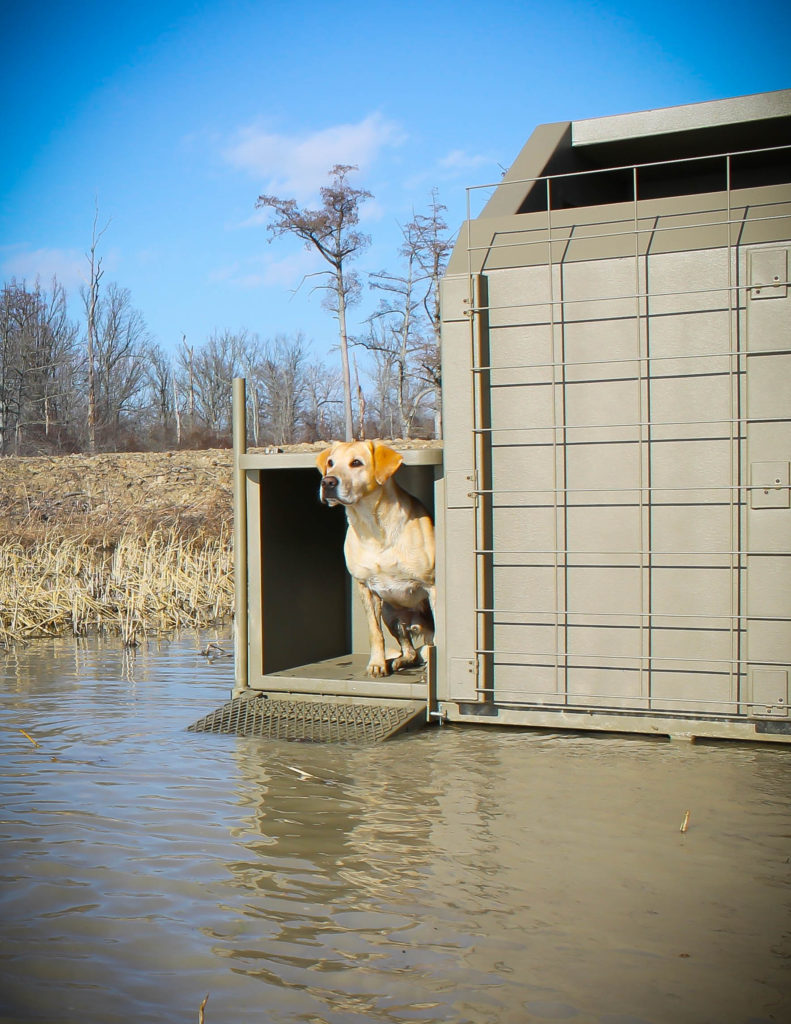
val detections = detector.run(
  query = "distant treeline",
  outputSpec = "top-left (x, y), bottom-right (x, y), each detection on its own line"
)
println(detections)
top-left (0, 279), bottom-right (438, 455)
top-left (1, 189), bottom-right (450, 456)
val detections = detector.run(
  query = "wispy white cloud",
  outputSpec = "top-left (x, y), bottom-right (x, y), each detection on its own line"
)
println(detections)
top-left (1, 247), bottom-right (87, 290)
top-left (261, 250), bottom-right (326, 289)
top-left (222, 112), bottom-right (406, 200)
top-left (357, 197), bottom-right (387, 224)
top-left (234, 208), bottom-right (272, 230)
top-left (438, 148), bottom-right (494, 172)
top-left (404, 147), bottom-right (497, 194)
top-left (209, 247), bottom-right (325, 292)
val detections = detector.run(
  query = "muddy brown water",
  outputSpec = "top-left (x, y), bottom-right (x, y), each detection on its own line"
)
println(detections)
top-left (1, 634), bottom-right (790, 1024)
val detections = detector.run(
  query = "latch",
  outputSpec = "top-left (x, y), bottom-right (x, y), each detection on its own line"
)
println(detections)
top-left (446, 470), bottom-right (478, 509)
top-left (449, 657), bottom-right (478, 696)
top-left (750, 462), bottom-right (790, 509)
top-left (748, 669), bottom-right (789, 719)
top-left (749, 248), bottom-right (788, 300)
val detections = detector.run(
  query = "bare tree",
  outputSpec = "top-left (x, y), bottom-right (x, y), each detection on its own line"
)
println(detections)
top-left (254, 333), bottom-right (309, 445)
top-left (0, 278), bottom-right (80, 453)
top-left (236, 334), bottom-right (264, 446)
top-left (0, 282), bottom-right (40, 452)
top-left (302, 359), bottom-right (343, 441)
top-left (145, 343), bottom-right (175, 441)
top-left (361, 193), bottom-right (452, 438)
top-left (409, 191), bottom-right (453, 436)
top-left (174, 334), bottom-right (210, 441)
top-left (172, 373), bottom-right (182, 446)
top-left (83, 203), bottom-right (110, 452)
top-left (240, 332), bottom-right (340, 445)
top-left (365, 345), bottom-right (400, 438)
top-left (256, 164), bottom-right (372, 441)
top-left (365, 243), bottom-right (424, 437)
top-left (179, 335), bottom-right (195, 433)
top-left (86, 283), bottom-right (151, 446)
top-left (179, 329), bottom-right (249, 436)
top-left (39, 280), bottom-right (80, 440)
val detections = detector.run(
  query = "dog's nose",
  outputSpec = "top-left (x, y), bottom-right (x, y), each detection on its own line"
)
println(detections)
top-left (321, 475), bottom-right (338, 491)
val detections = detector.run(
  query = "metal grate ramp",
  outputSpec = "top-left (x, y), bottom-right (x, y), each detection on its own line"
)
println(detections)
top-left (187, 694), bottom-right (427, 743)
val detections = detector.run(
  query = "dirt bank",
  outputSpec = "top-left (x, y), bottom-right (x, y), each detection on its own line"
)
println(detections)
top-left (0, 449), bottom-right (235, 543)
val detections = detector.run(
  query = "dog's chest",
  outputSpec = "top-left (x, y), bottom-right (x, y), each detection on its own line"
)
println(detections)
top-left (347, 539), bottom-right (429, 608)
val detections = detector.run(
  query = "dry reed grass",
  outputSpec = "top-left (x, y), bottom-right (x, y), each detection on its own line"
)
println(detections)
top-left (0, 451), bottom-right (234, 648)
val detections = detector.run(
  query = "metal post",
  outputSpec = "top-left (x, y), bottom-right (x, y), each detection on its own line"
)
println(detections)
top-left (232, 378), bottom-right (249, 695)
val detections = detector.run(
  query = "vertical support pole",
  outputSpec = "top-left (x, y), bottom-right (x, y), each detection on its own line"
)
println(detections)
top-left (425, 642), bottom-right (438, 720)
top-left (232, 378), bottom-right (249, 696)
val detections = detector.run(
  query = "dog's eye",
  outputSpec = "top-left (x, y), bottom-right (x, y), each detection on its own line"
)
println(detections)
top-left (350, 459), bottom-right (363, 468)
top-left (327, 459), bottom-right (334, 468)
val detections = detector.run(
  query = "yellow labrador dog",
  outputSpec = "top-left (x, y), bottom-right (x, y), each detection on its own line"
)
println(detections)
top-left (317, 441), bottom-right (435, 677)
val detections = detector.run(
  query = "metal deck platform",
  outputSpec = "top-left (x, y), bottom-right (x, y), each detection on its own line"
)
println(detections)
top-left (187, 693), bottom-right (428, 743)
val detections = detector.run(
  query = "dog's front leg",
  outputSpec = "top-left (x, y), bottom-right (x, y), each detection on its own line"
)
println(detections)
top-left (357, 581), bottom-right (389, 677)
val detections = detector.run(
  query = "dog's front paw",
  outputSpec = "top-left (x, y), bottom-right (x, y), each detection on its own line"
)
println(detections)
top-left (367, 658), bottom-right (391, 678)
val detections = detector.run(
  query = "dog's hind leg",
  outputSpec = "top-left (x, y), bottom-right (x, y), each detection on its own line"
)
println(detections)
top-left (381, 602), bottom-right (420, 672)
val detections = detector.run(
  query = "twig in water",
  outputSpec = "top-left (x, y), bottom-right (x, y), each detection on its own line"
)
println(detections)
top-left (680, 810), bottom-right (691, 833)
top-left (200, 642), bottom-right (230, 658)
top-left (20, 729), bottom-right (40, 748)
top-left (198, 993), bottom-right (209, 1023)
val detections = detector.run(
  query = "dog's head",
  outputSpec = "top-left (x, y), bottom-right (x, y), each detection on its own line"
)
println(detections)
top-left (316, 441), bottom-right (403, 507)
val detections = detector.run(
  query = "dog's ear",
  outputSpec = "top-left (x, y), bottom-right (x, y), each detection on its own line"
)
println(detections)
top-left (316, 448), bottom-right (333, 475)
top-left (372, 442), bottom-right (403, 484)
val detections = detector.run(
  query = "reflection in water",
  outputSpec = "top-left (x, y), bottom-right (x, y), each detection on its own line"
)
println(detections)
top-left (1, 634), bottom-right (790, 1024)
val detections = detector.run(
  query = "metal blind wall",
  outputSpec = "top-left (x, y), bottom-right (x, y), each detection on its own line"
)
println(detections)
top-left (464, 150), bottom-right (790, 718)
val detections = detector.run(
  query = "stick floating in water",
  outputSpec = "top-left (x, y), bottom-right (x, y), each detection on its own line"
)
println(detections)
top-left (19, 729), bottom-right (40, 748)
top-left (680, 810), bottom-right (691, 832)
top-left (199, 642), bottom-right (230, 658)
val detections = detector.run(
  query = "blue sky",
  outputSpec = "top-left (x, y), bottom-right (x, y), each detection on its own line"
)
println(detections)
top-left (1, 0), bottom-right (789, 362)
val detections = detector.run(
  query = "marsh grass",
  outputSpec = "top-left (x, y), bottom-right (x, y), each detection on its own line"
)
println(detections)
top-left (0, 477), bottom-right (234, 648)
